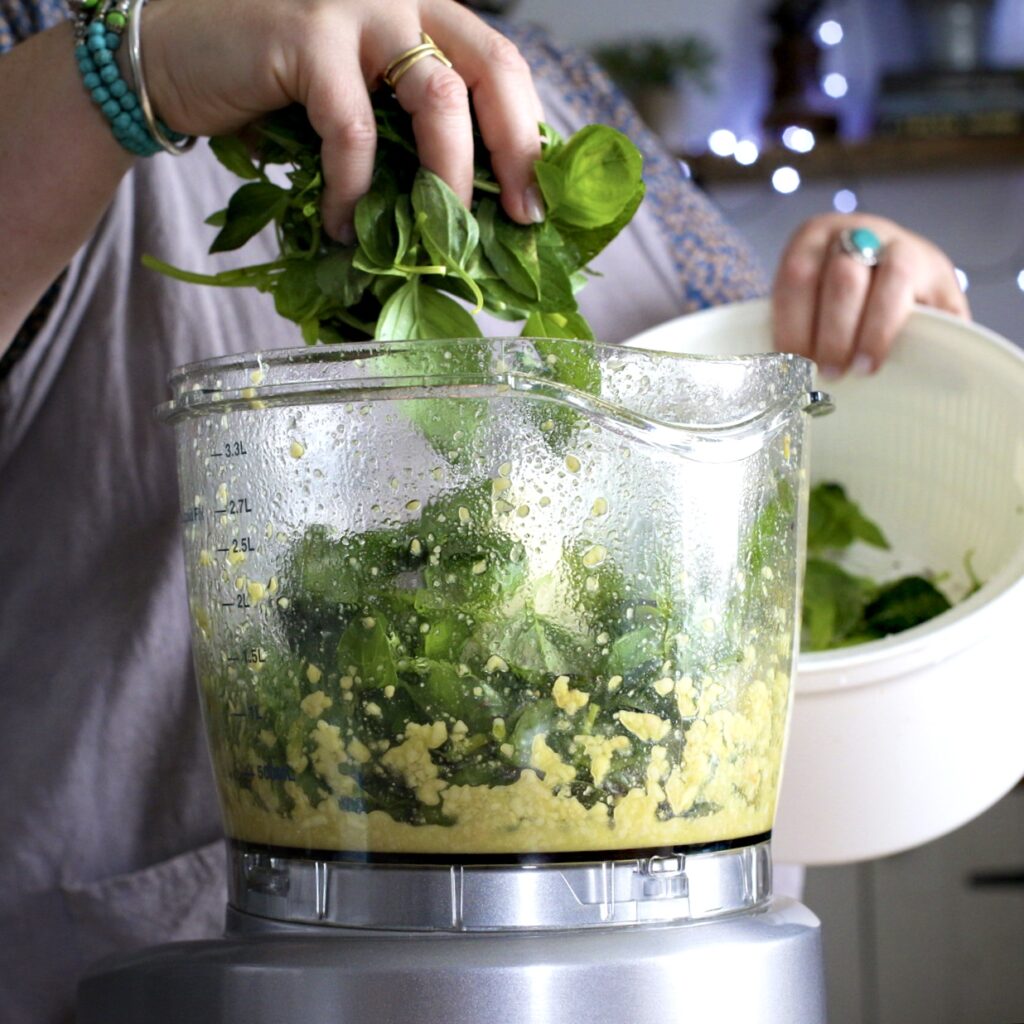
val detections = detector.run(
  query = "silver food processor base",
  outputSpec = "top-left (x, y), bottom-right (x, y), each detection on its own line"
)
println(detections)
top-left (78, 840), bottom-right (827, 1024)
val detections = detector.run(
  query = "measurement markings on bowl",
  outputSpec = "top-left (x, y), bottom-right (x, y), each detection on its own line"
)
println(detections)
top-left (215, 496), bottom-right (255, 517)
top-left (216, 536), bottom-right (259, 556)
top-left (210, 439), bottom-right (250, 458)
top-left (213, 483), bottom-right (260, 608)
top-left (225, 647), bottom-right (268, 667)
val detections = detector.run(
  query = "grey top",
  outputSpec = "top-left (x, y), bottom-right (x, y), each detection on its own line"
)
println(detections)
top-left (0, 19), bottom-right (765, 1024)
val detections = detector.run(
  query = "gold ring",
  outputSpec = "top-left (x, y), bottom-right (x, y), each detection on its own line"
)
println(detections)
top-left (383, 32), bottom-right (453, 89)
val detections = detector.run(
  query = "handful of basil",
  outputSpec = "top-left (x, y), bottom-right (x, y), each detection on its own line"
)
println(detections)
top-left (144, 97), bottom-right (645, 346)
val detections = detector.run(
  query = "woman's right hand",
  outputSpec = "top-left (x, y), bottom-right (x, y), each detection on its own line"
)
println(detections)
top-left (142, 0), bottom-right (546, 240)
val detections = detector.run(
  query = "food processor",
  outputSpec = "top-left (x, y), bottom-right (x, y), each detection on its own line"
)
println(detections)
top-left (78, 336), bottom-right (832, 1023)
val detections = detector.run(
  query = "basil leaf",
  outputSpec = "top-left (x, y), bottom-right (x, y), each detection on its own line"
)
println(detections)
top-left (562, 542), bottom-right (631, 630)
top-left (606, 623), bottom-right (664, 679)
top-left (524, 314), bottom-right (596, 343)
top-left (535, 124), bottom-right (643, 230)
top-left (315, 250), bottom-right (371, 308)
top-left (807, 482), bottom-right (890, 553)
top-left (423, 556), bottom-right (527, 621)
top-left (421, 613), bottom-right (474, 663)
top-left (355, 188), bottom-right (399, 269)
top-left (300, 318), bottom-right (319, 346)
top-left (375, 283), bottom-right (485, 456)
top-left (801, 483), bottom-right (965, 651)
top-left (254, 105), bottom-right (319, 162)
top-left (523, 334), bottom-right (601, 446)
top-left (863, 576), bottom-right (952, 636)
top-left (209, 182), bottom-right (289, 253)
top-left (371, 275), bottom-right (404, 306)
top-left (394, 194), bottom-right (415, 265)
top-left (376, 280), bottom-right (481, 341)
top-left (273, 260), bottom-right (321, 323)
top-left (477, 198), bottom-right (541, 302)
top-left (372, 280), bottom-right (424, 340)
top-left (538, 120), bottom-right (565, 155)
top-left (412, 168), bottom-right (479, 272)
top-left (404, 660), bottom-right (502, 732)
top-left (336, 615), bottom-right (399, 689)
top-left (209, 134), bottom-right (262, 181)
top-left (535, 225), bottom-right (580, 311)
top-left (485, 615), bottom-right (592, 681)
top-left (801, 558), bottom-right (876, 652)
top-left (552, 186), bottom-right (646, 268)
top-left (287, 526), bottom-right (405, 610)
top-left (477, 276), bottom-right (535, 321)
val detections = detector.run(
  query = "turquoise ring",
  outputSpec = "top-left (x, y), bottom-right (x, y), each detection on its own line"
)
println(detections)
top-left (838, 226), bottom-right (885, 267)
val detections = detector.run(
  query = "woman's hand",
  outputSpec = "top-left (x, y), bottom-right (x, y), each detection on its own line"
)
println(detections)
top-left (142, 0), bottom-right (545, 240)
top-left (771, 212), bottom-right (970, 377)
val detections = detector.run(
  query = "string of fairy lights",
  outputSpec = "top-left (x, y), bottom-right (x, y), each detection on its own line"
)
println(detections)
top-left (695, 14), bottom-right (1024, 300)
top-left (703, 20), bottom-right (849, 182)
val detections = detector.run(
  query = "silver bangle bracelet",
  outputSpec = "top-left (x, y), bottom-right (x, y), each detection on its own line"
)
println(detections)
top-left (126, 0), bottom-right (197, 156)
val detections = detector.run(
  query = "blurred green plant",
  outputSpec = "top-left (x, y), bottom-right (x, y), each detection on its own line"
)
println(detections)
top-left (592, 36), bottom-right (718, 94)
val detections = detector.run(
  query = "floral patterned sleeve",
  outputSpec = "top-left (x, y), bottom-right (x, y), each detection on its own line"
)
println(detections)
top-left (0, 0), bottom-right (69, 53)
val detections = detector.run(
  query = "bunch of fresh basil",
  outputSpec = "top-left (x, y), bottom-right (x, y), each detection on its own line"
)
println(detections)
top-left (800, 482), bottom-right (967, 651)
top-left (144, 96), bottom-right (645, 346)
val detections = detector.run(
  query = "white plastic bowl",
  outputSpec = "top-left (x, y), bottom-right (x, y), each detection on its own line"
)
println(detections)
top-left (625, 299), bottom-right (1024, 865)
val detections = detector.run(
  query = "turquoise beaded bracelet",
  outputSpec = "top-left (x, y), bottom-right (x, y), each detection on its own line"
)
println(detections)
top-left (75, 17), bottom-right (160, 156)
top-left (73, 0), bottom-right (194, 157)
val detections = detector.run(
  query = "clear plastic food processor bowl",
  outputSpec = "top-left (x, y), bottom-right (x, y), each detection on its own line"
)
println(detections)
top-left (160, 337), bottom-right (827, 865)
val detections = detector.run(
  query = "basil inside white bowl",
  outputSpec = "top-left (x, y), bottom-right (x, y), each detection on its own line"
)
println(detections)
top-left (625, 298), bottom-right (1024, 865)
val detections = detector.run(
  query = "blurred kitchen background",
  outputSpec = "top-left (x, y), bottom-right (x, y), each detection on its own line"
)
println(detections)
top-left (508, 0), bottom-right (1024, 345)
top-left (500, 2), bottom-right (1024, 1022)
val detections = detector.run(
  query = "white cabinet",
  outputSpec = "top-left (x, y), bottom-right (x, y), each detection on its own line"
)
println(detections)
top-left (804, 785), bottom-right (1024, 1023)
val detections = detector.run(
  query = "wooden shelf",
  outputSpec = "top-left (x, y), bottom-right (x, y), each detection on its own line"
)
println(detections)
top-left (681, 134), bottom-right (1024, 186)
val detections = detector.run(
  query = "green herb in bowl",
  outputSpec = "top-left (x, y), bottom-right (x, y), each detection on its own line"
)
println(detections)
top-left (801, 482), bottom-right (966, 652)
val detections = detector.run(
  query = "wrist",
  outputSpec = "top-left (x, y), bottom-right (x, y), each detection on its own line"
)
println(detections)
top-left (133, 0), bottom-right (181, 134)
top-left (126, 0), bottom-right (195, 152)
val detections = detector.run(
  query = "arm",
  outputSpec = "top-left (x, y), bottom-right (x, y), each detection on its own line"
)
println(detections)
top-left (0, 20), bottom-right (135, 353)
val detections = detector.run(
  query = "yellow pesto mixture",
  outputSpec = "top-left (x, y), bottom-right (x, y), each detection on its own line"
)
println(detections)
top-left (202, 635), bottom-right (791, 855)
